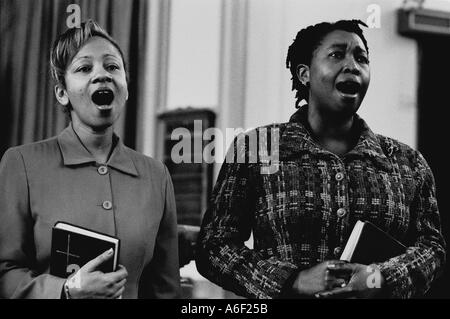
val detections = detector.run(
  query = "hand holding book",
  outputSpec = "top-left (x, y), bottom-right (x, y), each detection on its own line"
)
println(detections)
top-left (315, 262), bottom-right (386, 299)
top-left (291, 260), bottom-right (348, 297)
top-left (64, 248), bottom-right (128, 299)
top-left (50, 222), bottom-right (127, 299)
top-left (315, 220), bottom-right (406, 298)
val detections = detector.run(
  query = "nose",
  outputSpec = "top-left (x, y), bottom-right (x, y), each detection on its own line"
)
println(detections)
top-left (342, 56), bottom-right (360, 75)
top-left (92, 67), bottom-right (113, 84)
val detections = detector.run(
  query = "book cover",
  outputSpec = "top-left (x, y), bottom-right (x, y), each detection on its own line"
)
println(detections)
top-left (340, 220), bottom-right (406, 264)
top-left (50, 222), bottom-right (120, 278)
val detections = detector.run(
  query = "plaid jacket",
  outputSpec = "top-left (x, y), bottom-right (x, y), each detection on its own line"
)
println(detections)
top-left (196, 108), bottom-right (446, 299)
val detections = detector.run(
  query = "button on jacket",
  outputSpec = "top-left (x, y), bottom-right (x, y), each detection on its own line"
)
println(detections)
top-left (0, 125), bottom-right (180, 299)
top-left (196, 108), bottom-right (446, 299)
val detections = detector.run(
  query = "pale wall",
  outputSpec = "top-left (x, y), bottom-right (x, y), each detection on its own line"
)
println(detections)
top-left (166, 0), bottom-right (221, 109)
top-left (244, 0), bottom-right (419, 147)
top-left (163, 0), bottom-right (450, 149)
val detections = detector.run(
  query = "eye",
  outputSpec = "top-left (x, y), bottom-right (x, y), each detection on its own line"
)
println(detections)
top-left (356, 55), bottom-right (369, 64)
top-left (76, 65), bottom-right (92, 73)
top-left (330, 51), bottom-right (345, 59)
top-left (106, 64), bottom-right (120, 72)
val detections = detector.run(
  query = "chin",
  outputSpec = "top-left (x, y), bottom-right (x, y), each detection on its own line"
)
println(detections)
top-left (90, 120), bottom-right (115, 132)
top-left (326, 101), bottom-right (359, 120)
top-left (336, 94), bottom-right (362, 112)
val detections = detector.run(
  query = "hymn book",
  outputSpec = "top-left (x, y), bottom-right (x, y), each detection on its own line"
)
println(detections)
top-left (50, 222), bottom-right (120, 277)
top-left (340, 220), bottom-right (406, 264)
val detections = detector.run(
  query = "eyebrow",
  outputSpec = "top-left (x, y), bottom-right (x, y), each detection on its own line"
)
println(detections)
top-left (72, 53), bottom-right (120, 63)
top-left (328, 43), bottom-right (368, 54)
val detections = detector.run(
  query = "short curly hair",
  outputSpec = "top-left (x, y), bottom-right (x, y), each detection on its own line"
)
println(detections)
top-left (50, 19), bottom-right (128, 113)
top-left (286, 19), bottom-right (369, 108)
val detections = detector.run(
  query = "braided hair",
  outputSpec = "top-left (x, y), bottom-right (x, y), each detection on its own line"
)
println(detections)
top-left (286, 20), bottom-right (369, 108)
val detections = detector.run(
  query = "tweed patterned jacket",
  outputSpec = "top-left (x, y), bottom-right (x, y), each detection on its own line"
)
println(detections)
top-left (196, 108), bottom-right (446, 299)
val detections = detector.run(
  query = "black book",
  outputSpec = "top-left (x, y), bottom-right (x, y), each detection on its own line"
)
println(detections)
top-left (340, 220), bottom-right (406, 264)
top-left (50, 222), bottom-right (120, 278)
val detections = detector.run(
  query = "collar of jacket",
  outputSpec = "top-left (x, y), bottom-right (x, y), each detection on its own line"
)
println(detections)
top-left (280, 106), bottom-right (395, 172)
top-left (57, 124), bottom-right (138, 177)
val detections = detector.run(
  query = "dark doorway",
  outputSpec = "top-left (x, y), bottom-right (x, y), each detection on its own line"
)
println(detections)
top-left (417, 35), bottom-right (450, 298)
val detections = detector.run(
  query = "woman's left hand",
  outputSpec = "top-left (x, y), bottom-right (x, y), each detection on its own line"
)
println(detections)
top-left (315, 263), bottom-right (386, 299)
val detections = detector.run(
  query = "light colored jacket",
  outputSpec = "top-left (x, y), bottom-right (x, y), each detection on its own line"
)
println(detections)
top-left (0, 125), bottom-right (180, 298)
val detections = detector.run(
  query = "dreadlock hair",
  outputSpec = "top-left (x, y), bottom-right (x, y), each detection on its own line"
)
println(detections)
top-left (286, 19), bottom-right (369, 108)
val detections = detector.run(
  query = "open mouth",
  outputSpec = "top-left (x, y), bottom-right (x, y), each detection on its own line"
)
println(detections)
top-left (336, 81), bottom-right (360, 96)
top-left (91, 89), bottom-right (114, 108)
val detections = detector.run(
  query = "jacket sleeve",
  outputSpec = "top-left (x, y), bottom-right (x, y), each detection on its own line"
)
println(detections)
top-left (140, 165), bottom-right (181, 298)
top-left (0, 148), bottom-right (66, 299)
top-left (195, 134), bottom-right (299, 299)
top-left (377, 152), bottom-right (446, 298)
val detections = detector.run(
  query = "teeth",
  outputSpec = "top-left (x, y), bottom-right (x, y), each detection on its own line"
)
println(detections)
top-left (97, 105), bottom-right (112, 110)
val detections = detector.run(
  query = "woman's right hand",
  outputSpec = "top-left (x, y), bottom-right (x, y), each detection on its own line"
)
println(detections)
top-left (66, 248), bottom-right (128, 299)
top-left (292, 260), bottom-right (349, 296)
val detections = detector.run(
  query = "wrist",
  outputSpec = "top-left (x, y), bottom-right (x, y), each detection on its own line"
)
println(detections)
top-left (279, 269), bottom-right (302, 298)
top-left (292, 270), bottom-right (308, 295)
top-left (63, 280), bottom-right (72, 299)
top-left (65, 271), bottom-right (82, 299)
top-left (368, 264), bottom-right (386, 298)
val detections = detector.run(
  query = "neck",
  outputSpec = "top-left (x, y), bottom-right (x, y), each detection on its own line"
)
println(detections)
top-left (306, 106), bottom-right (359, 155)
top-left (71, 121), bottom-right (114, 164)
